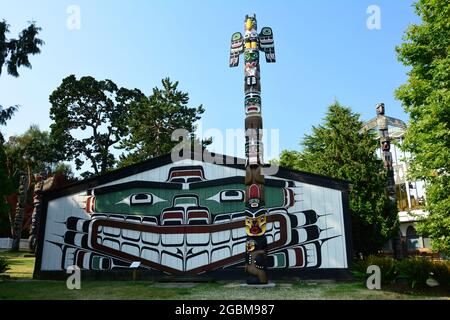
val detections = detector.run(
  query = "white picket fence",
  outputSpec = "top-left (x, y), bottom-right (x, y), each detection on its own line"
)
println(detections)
top-left (0, 238), bottom-right (30, 251)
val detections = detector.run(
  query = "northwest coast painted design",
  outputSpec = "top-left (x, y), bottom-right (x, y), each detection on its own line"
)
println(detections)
top-left (44, 165), bottom-right (340, 274)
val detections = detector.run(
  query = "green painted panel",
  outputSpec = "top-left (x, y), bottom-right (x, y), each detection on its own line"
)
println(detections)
top-left (94, 183), bottom-right (285, 217)
top-left (92, 256), bottom-right (100, 269)
top-left (274, 252), bottom-right (286, 267)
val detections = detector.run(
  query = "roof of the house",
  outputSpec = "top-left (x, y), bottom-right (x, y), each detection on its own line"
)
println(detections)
top-left (43, 151), bottom-right (351, 200)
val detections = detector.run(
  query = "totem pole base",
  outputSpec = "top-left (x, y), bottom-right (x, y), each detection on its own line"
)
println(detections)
top-left (240, 282), bottom-right (276, 288)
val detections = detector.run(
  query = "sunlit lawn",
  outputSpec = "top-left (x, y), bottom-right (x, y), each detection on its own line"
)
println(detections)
top-left (1, 250), bottom-right (448, 300)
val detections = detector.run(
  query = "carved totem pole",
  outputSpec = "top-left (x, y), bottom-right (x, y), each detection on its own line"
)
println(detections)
top-left (29, 173), bottom-right (46, 252)
top-left (229, 14), bottom-right (275, 284)
top-left (363, 103), bottom-right (407, 259)
top-left (376, 103), bottom-right (396, 200)
top-left (11, 173), bottom-right (29, 251)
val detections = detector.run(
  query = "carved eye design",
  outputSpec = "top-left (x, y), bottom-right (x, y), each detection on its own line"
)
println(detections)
top-left (262, 28), bottom-right (272, 36)
top-left (116, 193), bottom-right (166, 206)
top-left (207, 190), bottom-right (245, 203)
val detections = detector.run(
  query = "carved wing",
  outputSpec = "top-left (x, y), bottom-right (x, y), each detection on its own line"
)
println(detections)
top-left (386, 116), bottom-right (407, 130)
top-left (361, 117), bottom-right (378, 132)
top-left (229, 32), bottom-right (244, 67)
top-left (259, 27), bottom-right (276, 63)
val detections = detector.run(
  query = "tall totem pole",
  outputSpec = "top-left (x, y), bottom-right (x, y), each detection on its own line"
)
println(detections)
top-left (229, 14), bottom-right (276, 284)
top-left (363, 103), bottom-right (407, 259)
top-left (376, 103), bottom-right (396, 200)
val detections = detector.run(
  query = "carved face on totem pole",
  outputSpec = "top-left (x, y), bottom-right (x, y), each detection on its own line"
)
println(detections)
top-left (376, 103), bottom-right (385, 115)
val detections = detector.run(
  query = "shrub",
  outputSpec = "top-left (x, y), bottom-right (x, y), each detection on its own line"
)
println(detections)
top-left (352, 255), bottom-right (397, 284)
top-left (396, 257), bottom-right (435, 288)
top-left (352, 255), bottom-right (450, 290)
top-left (0, 256), bottom-right (10, 274)
top-left (430, 260), bottom-right (450, 290)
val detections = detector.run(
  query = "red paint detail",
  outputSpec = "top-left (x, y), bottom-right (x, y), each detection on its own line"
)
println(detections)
top-left (187, 211), bottom-right (209, 219)
top-left (249, 184), bottom-right (260, 199)
top-left (294, 247), bottom-right (304, 267)
top-left (250, 226), bottom-right (262, 235)
top-left (162, 212), bottom-right (183, 220)
top-left (170, 170), bottom-right (203, 179)
top-left (283, 189), bottom-right (295, 207)
top-left (85, 196), bottom-right (95, 214)
top-left (289, 189), bottom-right (294, 206)
top-left (76, 251), bottom-right (86, 268)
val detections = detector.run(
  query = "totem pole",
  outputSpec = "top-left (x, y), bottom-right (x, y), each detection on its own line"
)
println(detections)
top-left (229, 14), bottom-right (275, 284)
top-left (376, 103), bottom-right (396, 200)
top-left (29, 172), bottom-right (46, 252)
top-left (11, 173), bottom-right (29, 251)
top-left (363, 103), bottom-right (407, 259)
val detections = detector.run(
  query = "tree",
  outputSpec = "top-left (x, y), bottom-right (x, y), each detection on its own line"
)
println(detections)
top-left (5, 124), bottom-right (59, 181)
top-left (279, 102), bottom-right (399, 256)
top-left (1, 125), bottom-right (71, 240)
top-left (118, 78), bottom-right (206, 166)
top-left (0, 20), bottom-right (43, 238)
top-left (49, 75), bottom-right (144, 178)
top-left (0, 139), bottom-right (14, 237)
top-left (395, 0), bottom-right (450, 255)
top-left (0, 20), bottom-right (43, 137)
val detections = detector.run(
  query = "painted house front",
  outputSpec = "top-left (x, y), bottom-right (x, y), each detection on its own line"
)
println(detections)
top-left (34, 153), bottom-right (353, 280)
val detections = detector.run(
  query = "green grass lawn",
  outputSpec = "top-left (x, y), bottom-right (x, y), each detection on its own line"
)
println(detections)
top-left (1, 250), bottom-right (449, 300)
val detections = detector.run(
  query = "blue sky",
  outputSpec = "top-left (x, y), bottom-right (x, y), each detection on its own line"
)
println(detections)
top-left (0, 0), bottom-right (420, 161)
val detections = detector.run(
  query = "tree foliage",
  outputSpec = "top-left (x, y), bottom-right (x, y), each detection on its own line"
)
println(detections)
top-left (0, 20), bottom-right (43, 77)
top-left (49, 75), bottom-right (144, 178)
top-left (0, 139), bottom-right (14, 236)
top-left (0, 125), bottom-right (72, 236)
top-left (0, 20), bottom-right (43, 237)
top-left (0, 20), bottom-right (43, 136)
top-left (4, 124), bottom-right (62, 183)
top-left (118, 78), bottom-right (206, 166)
top-left (395, 0), bottom-right (450, 255)
top-left (279, 102), bottom-right (398, 256)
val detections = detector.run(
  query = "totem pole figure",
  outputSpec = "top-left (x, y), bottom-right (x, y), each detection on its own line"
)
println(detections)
top-left (229, 14), bottom-right (275, 284)
top-left (363, 103), bottom-right (407, 259)
top-left (11, 173), bottom-right (29, 251)
top-left (376, 103), bottom-right (396, 200)
top-left (29, 172), bottom-right (46, 252)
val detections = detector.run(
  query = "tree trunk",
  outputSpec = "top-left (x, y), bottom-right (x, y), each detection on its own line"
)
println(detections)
top-left (11, 173), bottom-right (29, 251)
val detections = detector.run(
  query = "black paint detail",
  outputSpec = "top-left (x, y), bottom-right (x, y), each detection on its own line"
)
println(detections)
top-left (65, 217), bottom-right (80, 231)
top-left (190, 176), bottom-right (244, 189)
top-left (93, 180), bottom-right (182, 195)
top-left (64, 231), bottom-right (76, 245)
top-left (305, 225), bottom-right (321, 241)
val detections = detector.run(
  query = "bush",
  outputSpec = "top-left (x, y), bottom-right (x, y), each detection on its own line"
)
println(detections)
top-left (0, 256), bottom-right (10, 274)
top-left (430, 260), bottom-right (450, 290)
top-left (396, 257), bottom-right (435, 288)
top-left (352, 255), bottom-right (397, 284)
top-left (352, 255), bottom-right (450, 290)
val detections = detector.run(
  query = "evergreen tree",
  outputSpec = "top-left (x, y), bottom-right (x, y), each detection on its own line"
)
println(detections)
top-left (280, 102), bottom-right (398, 256)
top-left (118, 78), bottom-right (206, 166)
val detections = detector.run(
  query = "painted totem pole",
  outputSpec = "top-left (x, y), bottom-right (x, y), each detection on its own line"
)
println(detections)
top-left (229, 14), bottom-right (275, 284)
